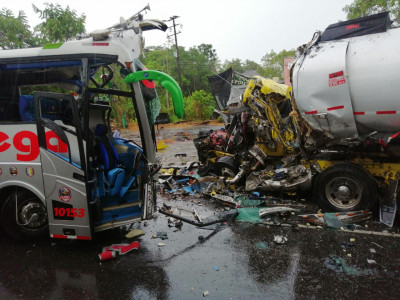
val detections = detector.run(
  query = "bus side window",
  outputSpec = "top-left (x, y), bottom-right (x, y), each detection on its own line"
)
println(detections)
top-left (0, 100), bottom-right (21, 122)
top-left (19, 95), bottom-right (35, 121)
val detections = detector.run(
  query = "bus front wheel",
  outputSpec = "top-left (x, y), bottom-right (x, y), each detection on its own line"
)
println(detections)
top-left (1, 189), bottom-right (48, 241)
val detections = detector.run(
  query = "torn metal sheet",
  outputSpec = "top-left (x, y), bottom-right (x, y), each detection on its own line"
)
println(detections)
top-left (246, 166), bottom-right (312, 193)
top-left (380, 200), bottom-right (397, 227)
top-left (380, 180), bottom-right (398, 227)
top-left (159, 207), bottom-right (238, 227)
top-left (299, 210), bottom-right (372, 226)
top-left (210, 193), bottom-right (239, 208)
top-left (259, 207), bottom-right (297, 218)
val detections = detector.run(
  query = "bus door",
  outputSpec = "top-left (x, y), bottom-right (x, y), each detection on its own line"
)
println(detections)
top-left (34, 92), bottom-right (92, 240)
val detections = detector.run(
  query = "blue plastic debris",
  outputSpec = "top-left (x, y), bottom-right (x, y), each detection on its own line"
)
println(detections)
top-left (182, 186), bottom-right (195, 194)
top-left (176, 178), bottom-right (190, 183)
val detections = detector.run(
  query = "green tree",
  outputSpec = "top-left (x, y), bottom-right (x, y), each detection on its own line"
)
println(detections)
top-left (0, 8), bottom-right (37, 49)
top-left (221, 58), bottom-right (245, 73)
top-left (180, 44), bottom-right (218, 93)
top-left (143, 43), bottom-right (219, 97)
top-left (197, 43), bottom-right (218, 68)
top-left (242, 59), bottom-right (262, 73)
top-left (184, 90), bottom-right (215, 121)
top-left (32, 3), bottom-right (86, 44)
top-left (260, 49), bottom-right (295, 80)
top-left (343, 0), bottom-right (400, 24)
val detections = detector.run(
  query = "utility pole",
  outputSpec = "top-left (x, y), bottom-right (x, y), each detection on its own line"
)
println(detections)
top-left (167, 16), bottom-right (183, 87)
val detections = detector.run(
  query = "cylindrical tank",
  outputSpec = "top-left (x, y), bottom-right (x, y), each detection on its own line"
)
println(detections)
top-left (292, 27), bottom-right (400, 139)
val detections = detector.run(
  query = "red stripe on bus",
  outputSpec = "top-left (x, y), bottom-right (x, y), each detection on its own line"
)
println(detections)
top-left (92, 43), bottom-right (109, 46)
top-left (77, 236), bottom-right (91, 240)
top-left (353, 112), bottom-right (365, 115)
top-left (327, 105), bottom-right (344, 111)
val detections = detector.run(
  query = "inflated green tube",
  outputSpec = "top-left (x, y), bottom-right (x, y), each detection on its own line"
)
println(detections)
top-left (124, 70), bottom-right (184, 118)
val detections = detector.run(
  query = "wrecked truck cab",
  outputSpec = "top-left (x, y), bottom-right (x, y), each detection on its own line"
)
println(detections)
top-left (242, 76), bottom-right (296, 158)
top-left (195, 77), bottom-right (297, 180)
top-left (198, 13), bottom-right (400, 213)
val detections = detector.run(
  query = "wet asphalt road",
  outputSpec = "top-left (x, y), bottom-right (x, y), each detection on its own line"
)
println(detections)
top-left (1, 122), bottom-right (399, 300)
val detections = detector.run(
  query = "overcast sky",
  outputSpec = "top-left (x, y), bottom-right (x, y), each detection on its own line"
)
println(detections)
top-left (4, 0), bottom-right (354, 63)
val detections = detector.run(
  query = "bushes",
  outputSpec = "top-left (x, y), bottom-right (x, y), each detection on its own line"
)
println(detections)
top-left (183, 90), bottom-right (215, 121)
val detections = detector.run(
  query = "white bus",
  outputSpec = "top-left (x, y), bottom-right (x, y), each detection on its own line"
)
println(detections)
top-left (0, 7), bottom-right (183, 241)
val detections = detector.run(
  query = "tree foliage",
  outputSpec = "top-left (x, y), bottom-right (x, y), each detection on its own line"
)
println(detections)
top-left (183, 90), bottom-right (215, 121)
top-left (33, 3), bottom-right (86, 44)
top-left (1, 3), bottom-right (86, 48)
top-left (142, 43), bottom-right (219, 96)
top-left (142, 44), bottom-right (220, 121)
top-left (221, 58), bottom-right (245, 73)
top-left (260, 49), bottom-right (295, 80)
top-left (0, 8), bottom-right (36, 49)
top-left (343, 0), bottom-right (400, 24)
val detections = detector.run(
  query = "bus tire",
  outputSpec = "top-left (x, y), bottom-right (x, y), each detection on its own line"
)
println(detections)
top-left (314, 163), bottom-right (377, 212)
top-left (1, 189), bottom-right (48, 242)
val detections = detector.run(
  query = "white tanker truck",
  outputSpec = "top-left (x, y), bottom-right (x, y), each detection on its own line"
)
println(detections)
top-left (290, 12), bottom-right (399, 212)
top-left (197, 12), bottom-right (400, 215)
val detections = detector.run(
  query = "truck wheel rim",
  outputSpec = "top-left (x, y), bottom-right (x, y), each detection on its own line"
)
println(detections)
top-left (220, 167), bottom-right (236, 178)
top-left (19, 201), bottom-right (48, 230)
top-left (325, 177), bottom-right (362, 209)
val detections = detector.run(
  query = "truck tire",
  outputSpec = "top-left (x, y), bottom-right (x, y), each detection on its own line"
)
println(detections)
top-left (314, 163), bottom-right (377, 212)
top-left (1, 189), bottom-right (48, 241)
top-left (215, 156), bottom-right (238, 177)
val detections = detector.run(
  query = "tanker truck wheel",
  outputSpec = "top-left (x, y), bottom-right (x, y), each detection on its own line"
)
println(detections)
top-left (314, 163), bottom-right (377, 212)
top-left (1, 189), bottom-right (48, 241)
top-left (215, 156), bottom-right (238, 178)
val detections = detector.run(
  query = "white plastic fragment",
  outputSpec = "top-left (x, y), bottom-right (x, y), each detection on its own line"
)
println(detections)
top-left (273, 235), bottom-right (288, 244)
top-left (371, 242), bottom-right (384, 248)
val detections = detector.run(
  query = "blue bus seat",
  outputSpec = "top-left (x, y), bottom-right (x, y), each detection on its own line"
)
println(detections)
top-left (95, 124), bottom-right (135, 198)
